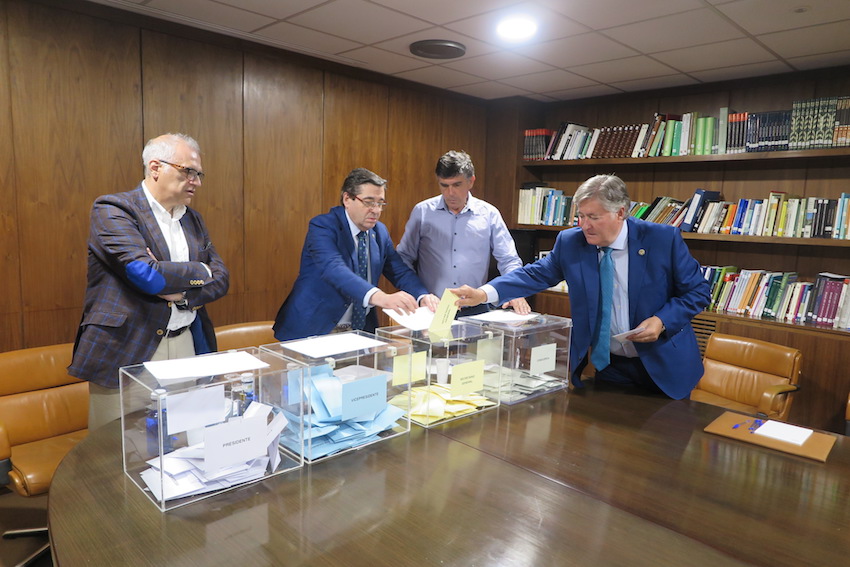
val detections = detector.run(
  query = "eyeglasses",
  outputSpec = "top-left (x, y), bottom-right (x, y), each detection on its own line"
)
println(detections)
top-left (353, 195), bottom-right (388, 210)
top-left (160, 160), bottom-right (205, 182)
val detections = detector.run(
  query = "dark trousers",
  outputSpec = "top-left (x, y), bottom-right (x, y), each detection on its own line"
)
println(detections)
top-left (595, 354), bottom-right (664, 395)
top-left (457, 304), bottom-right (492, 318)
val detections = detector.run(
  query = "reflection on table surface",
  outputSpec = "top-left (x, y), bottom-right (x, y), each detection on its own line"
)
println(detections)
top-left (49, 386), bottom-right (850, 566)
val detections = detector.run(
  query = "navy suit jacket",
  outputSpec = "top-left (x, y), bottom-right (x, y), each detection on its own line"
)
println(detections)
top-left (490, 217), bottom-right (710, 399)
top-left (274, 206), bottom-right (428, 340)
top-left (69, 185), bottom-right (229, 388)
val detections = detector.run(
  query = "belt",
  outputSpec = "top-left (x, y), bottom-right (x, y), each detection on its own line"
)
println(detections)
top-left (333, 323), bottom-right (353, 333)
top-left (163, 325), bottom-right (190, 338)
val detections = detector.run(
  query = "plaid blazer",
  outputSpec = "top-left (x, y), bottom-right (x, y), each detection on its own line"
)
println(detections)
top-left (69, 185), bottom-right (229, 388)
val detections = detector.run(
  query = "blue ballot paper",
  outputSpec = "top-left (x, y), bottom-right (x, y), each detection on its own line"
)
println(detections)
top-left (278, 365), bottom-right (403, 461)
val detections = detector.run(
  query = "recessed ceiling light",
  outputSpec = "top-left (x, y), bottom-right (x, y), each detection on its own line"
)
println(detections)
top-left (496, 16), bottom-right (538, 42)
top-left (409, 39), bottom-right (467, 59)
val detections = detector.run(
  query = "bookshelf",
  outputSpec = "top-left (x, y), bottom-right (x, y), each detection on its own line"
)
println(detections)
top-left (484, 70), bottom-right (850, 432)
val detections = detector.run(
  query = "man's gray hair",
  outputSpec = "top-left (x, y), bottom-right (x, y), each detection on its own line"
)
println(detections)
top-left (142, 133), bottom-right (201, 176)
top-left (574, 174), bottom-right (630, 213)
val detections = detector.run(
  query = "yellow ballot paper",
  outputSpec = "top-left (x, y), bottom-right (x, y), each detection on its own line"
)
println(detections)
top-left (429, 289), bottom-right (459, 336)
top-left (450, 359), bottom-right (485, 397)
top-left (392, 350), bottom-right (427, 386)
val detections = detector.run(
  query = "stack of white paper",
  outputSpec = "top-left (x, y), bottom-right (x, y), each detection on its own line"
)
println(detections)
top-left (140, 402), bottom-right (287, 502)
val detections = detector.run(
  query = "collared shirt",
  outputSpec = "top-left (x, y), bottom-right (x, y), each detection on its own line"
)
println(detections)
top-left (142, 181), bottom-right (196, 331)
top-left (397, 194), bottom-right (522, 297)
top-left (602, 222), bottom-right (636, 357)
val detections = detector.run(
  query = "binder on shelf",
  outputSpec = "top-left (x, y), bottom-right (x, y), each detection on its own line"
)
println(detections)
top-left (680, 188), bottom-right (721, 232)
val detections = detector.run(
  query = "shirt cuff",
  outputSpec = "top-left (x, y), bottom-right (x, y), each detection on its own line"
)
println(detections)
top-left (363, 287), bottom-right (379, 308)
top-left (201, 262), bottom-right (212, 277)
top-left (481, 284), bottom-right (499, 305)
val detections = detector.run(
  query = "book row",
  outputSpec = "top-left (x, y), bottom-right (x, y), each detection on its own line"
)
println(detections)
top-left (517, 185), bottom-right (574, 226)
top-left (703, 267), bottom-right (850, 331)
top-left (682, 189), bottom-right (850, 239)
top-left (518, 185), bottom-right (850, 241)
top-left (522, 95), bottom-right (850, 161)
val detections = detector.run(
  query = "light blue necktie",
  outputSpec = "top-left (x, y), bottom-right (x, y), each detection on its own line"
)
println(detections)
top-left (591, 246), bottom-right (613, 370)
top-left (352, 231), bottom-right (369, 330)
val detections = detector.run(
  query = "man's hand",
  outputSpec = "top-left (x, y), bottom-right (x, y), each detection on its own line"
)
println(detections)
top-left (419, 294), bottom-right (440, 312)
top-left (370, 290), bottom-right (419, 315)
top-left (449, 285), bottom-right (487, 308)
top-left (628, 316), bottom-right (665, 342)
top-left (158, 292), bottom-right (184, 302)
top-left (503, 297), bottom-right (531, 315)
top-left (148, 248), bottom-right (187, 302)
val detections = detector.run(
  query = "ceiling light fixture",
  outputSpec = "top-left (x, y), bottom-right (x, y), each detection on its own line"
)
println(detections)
top-left (409, 39), bottom-right (467, 59)
top-left (496, 16), bottom-right (538, 42)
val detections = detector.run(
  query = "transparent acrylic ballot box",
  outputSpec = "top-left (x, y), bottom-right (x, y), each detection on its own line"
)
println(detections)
top-left (458, 312), bottom-right (572, 405)
top-left (259, 331), bottom-right (412, 464)
top-left (120, 347), bottom-right (304, 512)
top-left (375, 323), bottom-right (503, 428)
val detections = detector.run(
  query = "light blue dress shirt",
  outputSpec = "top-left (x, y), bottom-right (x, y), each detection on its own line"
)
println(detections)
top-left (397, 194), bottom-right (522, 297)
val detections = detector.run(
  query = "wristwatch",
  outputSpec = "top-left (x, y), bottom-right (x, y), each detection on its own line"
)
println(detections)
top-left (174, 293), bottom-right (190, 311)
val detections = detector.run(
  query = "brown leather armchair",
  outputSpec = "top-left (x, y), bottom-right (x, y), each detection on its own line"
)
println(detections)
top-left (215, 320), bottom-right (277, 351)
top-left (690, 333), bottom-right (801, 421)
top-left (0, 343), bottom-right (89, 566)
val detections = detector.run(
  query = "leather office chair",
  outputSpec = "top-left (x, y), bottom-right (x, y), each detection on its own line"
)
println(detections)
top-left (690, 333), bottom-right (801, 421)
top-left (215, 320), bottom-right (277, 351)
top-left (0, 343), bottom-right (89, 567)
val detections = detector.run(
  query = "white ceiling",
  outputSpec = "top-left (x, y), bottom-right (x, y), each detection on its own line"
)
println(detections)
top-left (85, 0), bottom-right (850, 101)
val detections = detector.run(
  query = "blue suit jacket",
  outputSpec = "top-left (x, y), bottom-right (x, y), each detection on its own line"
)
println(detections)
top-left (491, 217), bottom-right (710, 399)
top-left (69, 185), bottom-right (230, 388)
top-left (274, 206), bottom-right (429, 340)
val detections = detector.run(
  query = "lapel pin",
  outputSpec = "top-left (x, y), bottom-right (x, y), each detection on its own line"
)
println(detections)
top-left (638, 249), bottom-right (646, 255)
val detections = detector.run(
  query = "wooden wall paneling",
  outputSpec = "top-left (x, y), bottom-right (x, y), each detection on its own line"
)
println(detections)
top-left (593, 94), bottom-right (658, 128)
top-left (322, 73), bottom-right (389, 210)
top-left (542, 166), bottom-right (595, 195)
top-left (243, 53), bottom-right (324, 322)
top-left (651, 165), bottom-right (724, 203)
top-left (485, 97), bottom-right (543, 225)
top-left (804, 161), bottom-right (850, 199)
top-left (794, 245), bottom-right (850, 284)
top-left (815, 71), bottom-right (850, 98)
top-left (658, 88), bottom-right (730, 119)
top-left (385, 88), bottom-right (444, 244)
top-left (684, 241), bottom-right (720, 271)
top-left (708, 241), bottom-right (800, 274)
top-left (727, 74), bottom-right (814, 114)
top-left (719, 161), bottom-right (808, 202)
top-left (0, 1), bottom-right (22, 352)
top-left (545, 99), bottom-right (599, 131)
top-left (8, 0), bottom-right (141, 347)
top-left (141, 30), bottom-right (244, 326)
top-left (439, 98), bottom-right (486, 195)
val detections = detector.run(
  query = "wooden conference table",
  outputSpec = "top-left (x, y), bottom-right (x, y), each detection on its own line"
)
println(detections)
top-left (48, 387), bottom-right (850, 566)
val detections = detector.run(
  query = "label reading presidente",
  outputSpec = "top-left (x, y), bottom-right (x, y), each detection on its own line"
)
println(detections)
top-left (341, 373), bottom-right (387, 420)
top-left (204, 415), bottom-right (266, 474)
top-left (529, 343), bottom-right (557, 376)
